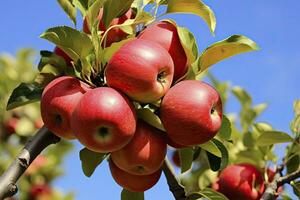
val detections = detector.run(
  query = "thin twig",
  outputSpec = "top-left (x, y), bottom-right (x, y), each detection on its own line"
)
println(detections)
top-left (162, 158), bottom-right (186, 200)
top-left (0, 126), bottom-right (60, 199)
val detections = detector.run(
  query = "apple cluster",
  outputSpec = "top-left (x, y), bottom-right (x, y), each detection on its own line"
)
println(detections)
top-left (40, 9), bottom-right (223, 192)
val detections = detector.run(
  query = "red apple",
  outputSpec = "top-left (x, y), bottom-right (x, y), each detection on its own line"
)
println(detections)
top-left (40, 76), bottom-right (90, 139)
top-left (111, 120), bottom-right (167, 175)
top-left (26, 155), bottom-right (48, 175)
top-left (212, 163), bottom-right (265, 200)
top-left (3, 117), bottom-right (18, 135)
top-left (105, 39), bottom-right (174, 103)
top-left (54, 46), bottom-right (72, 66)
top-left (171, 150), bottom-right (181, 167)
top-left (166, 136), bottom-right (188, 149)
top-left (83, 8), bottom-right (135, 47)
top-left (29, 184), bottom-right (52, 200)
top-left (138, 21), bottom-right (188, 81)
top-left (71, 87), bottom-right (137, 153)
top-left (34, 119), bottom-right (44, 129)
top-left (160, 80), bottom-right (222, 146)
top-left (109, 159), bottom-right (162, 192)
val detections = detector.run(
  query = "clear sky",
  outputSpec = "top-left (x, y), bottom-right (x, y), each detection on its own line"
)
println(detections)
top-left (1, 0), bottom-right (300, 199)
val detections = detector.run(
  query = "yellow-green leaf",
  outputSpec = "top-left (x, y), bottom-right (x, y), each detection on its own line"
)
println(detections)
top-left (199, 35), bottom-right (259, 72)
top-left (57, 0), bottom-right (77, 25)
top-left (166, 0), bottom-right (216, 34)
top-left (137, 108), bottom-right (165, 131)
top-left (257, 131), bottom-right (293, 146)
top-left (199, 140), bottom-right (221, 157)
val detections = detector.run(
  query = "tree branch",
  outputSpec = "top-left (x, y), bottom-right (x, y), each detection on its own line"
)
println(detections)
top-left (0, 126), bottom-right (60, 199)
top-left (261, 165), bottom-right (300, 200)
top-left (162, 158), bottom-right (186, 200)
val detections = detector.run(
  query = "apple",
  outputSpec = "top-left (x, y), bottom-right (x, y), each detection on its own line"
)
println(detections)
top-left (212, 163), bottom-right (265, 200)
top-left (160, 80), bottom-right (222, 146)
top-left (71, 87), bottom-right (137, 153)
top-left (138, 21), bottom-right (188, 81)
top-left (34, 119), bottom-right (44, 129)
top-left (29, 184), bottom-right (52, 200)
top-left (105, 39), bottom-right (174, 103)
top-left (109, 159), bottom-right (162, 192)
top-left (40, 76), bottom-right (90, 139)
top-left (54, 46), bottom-right (72, 66)
top-left (25, 155), bottom-right (48, 175)
top-left (111, 120), bottom-right (167, 175)
top-left (3, 117), bottom-right (19, 135)
top-left (166, 136), bottom-right (188, 149)
top-left (83, 8), bottom-right (135, 47)
top-left (171, 150), bottom-right (181, 167)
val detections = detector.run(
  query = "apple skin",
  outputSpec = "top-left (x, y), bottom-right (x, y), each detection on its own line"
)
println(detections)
top-left (54, 46), bottom-right (72, 66)
top-left (40, 76), bottom-right (90, 139)
top-left (29, 184), bottom-right (52, 200)
top-left (109, 159), bottom-right (162, 192)
top-left (3, 117), bottom-right (19, 135)
top-left (83, 9), bottom-right (135, 47)
top-left (111, 120), bottom-right (167, 175)
top-left (212, 163), bottom-right (265, 200)
top-left (160, 80), bottom-right (222, 146)
top-left (166, 136), bottom-right (188, 149)
top-left (105, 39), bottom-right (174, 103)
top-left (171, 150), bottom-right (181, 167)
top-left (138, 21), bottom-right (188, 81)
top-left (71, 87), bottom-right (137, 153)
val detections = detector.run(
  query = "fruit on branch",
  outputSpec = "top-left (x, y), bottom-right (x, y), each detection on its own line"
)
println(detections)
top-left (105, 39), bottom-right (174, 103)
top-left (71, 87), bottom-right (137, 153)
top-left (26, 155), bottom-right (48, 175)
top-left (171, 150), bottom-right (181, 167)
top-left (41, 76), bottom-right (90, 139)
top-left (83, 8), bottom-right (135, 47)
top-left (111, 120), bottom-right (167, 175)
top-left (138, 21), bottom-right (188, 81)
top-left (3, 117), bottom-right (18, 134)
top-left (160, 80), bottom-right (222, 146)
top-left (166, 136), bottom-right (188, 149)
top-left (109, 159), bottom-right (162, 192)
top-left (34, 119), bottom-right (44, 129)
top-left (212, 163), bottom-right (265, 200)
top-left (29, 184), bottom-right (52, 200)
top-left (54, 46), bottom-right (72, 66)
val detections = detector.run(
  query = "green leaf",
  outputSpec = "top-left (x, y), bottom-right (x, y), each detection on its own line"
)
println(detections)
top-left (253, 103), bottom-right (267, 116)
top-left (57, 0), bottom-right (77, 25)
top-left (179, 147), bottom-right (194, 173)
top-left (38, 50), bottom-right (67, 71)
top-left (79, 148), bottom-right (107, 177)
top-left (198, 35), bottom-right (259, 72)
top-left (291, 115), bottom-right (300, 135)
top-left (137, 108), bottom-right (165, 131)
top-left (102, 0), bottom-right (134, 28)
top-left (40, 26), bottom-right (93, 62)
top-left (187, 188), bottom-right (229, 200)
top-left (121, 189), bottom-right (144, 200)
top-left (85, 0), bottom-right (106, 33)
top-left (294, 100), bottom-right (300, 116)
top-left (6, 83), bottom-right (43, 110)
top-left (176, 25), bottom-right (198, 64)
top-left (166, 0), bottom-right (216, 34)
top-left (292, 181), bottom-right (300, 197)
top-left (73, 0), bottom-right (89, 15)
top-left (232, 86), bottom-right (252, 107)
top-left (253, 122), bottom-right (273, 133)
top-left (257, 131), bottom-right (293, 146)
top-left (217, 115), bottom-right (231, 140)
top-left (287, 154), bottom-right (300, 174)
top-left (206, 139), bottom-right (228, 171)
top-left (199, 140), bottom-right (221, 157)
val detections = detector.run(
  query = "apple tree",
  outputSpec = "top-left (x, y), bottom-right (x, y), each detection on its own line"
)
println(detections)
top-left (0, 0), bottom-right (300, 200)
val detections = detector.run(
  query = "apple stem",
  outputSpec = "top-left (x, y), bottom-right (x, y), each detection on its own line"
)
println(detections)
top-left (260, 164), bottom-right (300, 200)
top-left (162, 158), bottom-right (186, 200)
top-left (0, 126), bottom-right (60, 199)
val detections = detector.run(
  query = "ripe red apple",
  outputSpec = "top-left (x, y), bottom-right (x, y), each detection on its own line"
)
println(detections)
top-left (160, 80), bottom-right (222, 146)
top-left (3, 117), bottom-right (19, 135)
top-left (109, 159), bottom-right (162, 192)
top-left (212, 163), bottom-right (265, 200)
top-left (83, 8), bottom-right (135, 47)
top-left (54, 46), bottom-right (72, 66)
top-left (111, 120), bottom-right (167, 175)
top-left (29, 184), bottom-right (52, 200)
top-left (71, 87), bottom-right (137, 153)
top-left (171, 150), bottom-right (181, 167)
top-left (166, 136), bottom-right (188, 149)
top-left (138, 21), bottom-right (188, 81)
top-left (41, 76), bottom-right (90, 139)
top-left (105, 39), bottom-right (174, 103)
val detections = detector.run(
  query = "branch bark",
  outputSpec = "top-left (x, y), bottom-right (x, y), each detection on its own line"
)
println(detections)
top-left (162, 158), bottom-right (186, 200)
top-left (261, 165), bottom-right (300, 200)
top-left (0, 126), bottom-right (60, 199)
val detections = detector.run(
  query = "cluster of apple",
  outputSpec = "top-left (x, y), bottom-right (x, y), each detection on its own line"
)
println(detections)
top-left (41, 8), bottom-right (223, 192)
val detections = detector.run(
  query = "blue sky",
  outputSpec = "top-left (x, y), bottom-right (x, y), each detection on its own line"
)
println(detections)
top-left (1, 0), bottom-right (300, 199)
